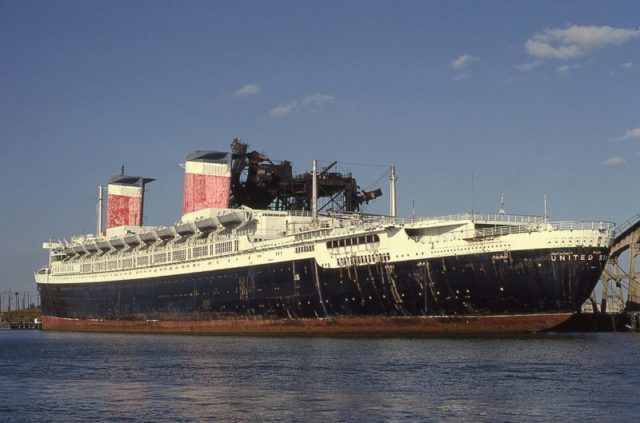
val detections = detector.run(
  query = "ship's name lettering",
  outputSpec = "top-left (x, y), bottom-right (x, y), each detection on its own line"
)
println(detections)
top-left (550, 253), bottom-right (607, 262)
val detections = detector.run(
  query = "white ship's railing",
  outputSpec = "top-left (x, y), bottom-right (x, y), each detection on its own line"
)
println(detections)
top-left (324, 213), bottom-right (613, 235)
top-left (401, 213), bottom-right (548, 225)
top-left (470, 220), bottom-right (614, 239)
top-left (324, 212), bottom-right (549, 230)
top-left (548, 221), bottom-right (615, 232)
top-left (409, 220), bottom-right (615, 242)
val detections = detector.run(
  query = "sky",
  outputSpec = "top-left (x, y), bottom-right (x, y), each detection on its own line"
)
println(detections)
top-left (1, 0), bottom-right (639, 291)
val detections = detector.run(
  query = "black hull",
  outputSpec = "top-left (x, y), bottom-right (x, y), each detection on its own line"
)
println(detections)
top-left (38, 247), bottom-right (608, 331)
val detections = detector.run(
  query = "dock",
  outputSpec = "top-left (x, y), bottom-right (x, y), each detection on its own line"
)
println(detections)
top-left (0, 305), bottom-right (42, 330)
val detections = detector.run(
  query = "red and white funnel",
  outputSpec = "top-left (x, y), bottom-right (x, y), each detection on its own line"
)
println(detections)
top-left (182, 151), bottom-right (231, 214)
top-left (106, 173), bottom-right (154, 229)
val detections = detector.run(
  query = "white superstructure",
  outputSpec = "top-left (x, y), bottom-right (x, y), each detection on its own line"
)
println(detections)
top-left (36, 209), bottom-right (614, 285)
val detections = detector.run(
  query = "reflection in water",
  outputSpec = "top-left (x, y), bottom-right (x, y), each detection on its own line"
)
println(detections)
top-left (0, 331), bottom-right (639, 421)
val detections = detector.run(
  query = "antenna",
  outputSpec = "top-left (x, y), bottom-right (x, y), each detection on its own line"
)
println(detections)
top-left (498, 192), bottom-right (506, 215)
top-left (544, 192), bottom-right (548, 222)
top-left (470, 173), bottom-right (478, 220)
top-left (312, 159), bottom-right (318, 223)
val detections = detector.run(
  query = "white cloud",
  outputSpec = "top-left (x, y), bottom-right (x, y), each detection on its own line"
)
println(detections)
top-left (451, 55), bottom-right (478, 81)
top-left (233, 84), bottom-right (261, 98)
top-left (516, 60), bottom-right (543, 72)
top-left (621, 62), bottom-right (633, 69)
top-left (451, 54), bottom-right (477, 71)
top-left (300, 93), bottom-right (334, 107)
top-left (605, 156), bottom-right (626, 166)
top-left (269, 105), bottom-right (294, 118)
top-left (622, 128), bottom-right (640, 139)
top-left (525, 25), bottom-right (640, 60)
top-left (556, 64), bottom-right (581, 75)
top-left (270, 92), bottom-right (335, 118)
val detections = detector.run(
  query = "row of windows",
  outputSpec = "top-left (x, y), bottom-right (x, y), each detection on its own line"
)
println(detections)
top-left (215, 241), bottom-right (236, 254)
top-left (55, 264), bottom-right (78, 273)
top-left (327, 234), bottom-right (380, 250)
top-left (173, 250), bottom-right (187, 262)
top-left (337, 253), bottom-right (390, 267)
top-left (295, 245), bottom-right (315, 254)
top-left (52, 239), bottom-right (244, 275)
top-left (192, 246), bottom-right (208, 258)
top-left (294, 229), bottom-right (330, 242)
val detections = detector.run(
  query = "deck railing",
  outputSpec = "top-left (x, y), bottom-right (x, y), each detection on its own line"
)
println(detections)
top-left (416, 220), bottom-right (616, 241)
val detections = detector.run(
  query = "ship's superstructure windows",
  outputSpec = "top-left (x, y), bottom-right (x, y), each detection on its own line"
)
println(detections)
top-left (326, 234), bottom-right (380, 251)
top-left (154, 252), bottom-right (167, 264)
top-left (293, 228), bottom-right (330, 242)
top-left (215, 240), bottom-right (234, 254)
top-left (192, 245), bottom-right (208, 258)
top-left (172, 250), bottom-right (187, 262)
top-left (295, 245), bottom-right (315, 253)
top-left (336, 252), bottom-right (390, 267)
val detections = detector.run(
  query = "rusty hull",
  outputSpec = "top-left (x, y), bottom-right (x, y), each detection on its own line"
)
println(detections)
top-left (43, 313), bottom-right (572, 335)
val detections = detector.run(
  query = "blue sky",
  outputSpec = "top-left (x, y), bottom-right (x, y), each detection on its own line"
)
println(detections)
top-left (1, 0), bottom-right (639, 290)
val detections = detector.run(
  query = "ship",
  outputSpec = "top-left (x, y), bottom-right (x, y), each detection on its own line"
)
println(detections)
top-left (35, 139), bottom-right (615, 334)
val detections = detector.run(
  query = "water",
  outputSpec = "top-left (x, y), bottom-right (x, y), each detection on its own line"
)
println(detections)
top-left (1, 331), bottom-right (639, 422)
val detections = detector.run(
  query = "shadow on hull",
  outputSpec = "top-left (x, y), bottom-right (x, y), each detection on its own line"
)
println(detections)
top-left (548, 312), bottom-right (630, 332)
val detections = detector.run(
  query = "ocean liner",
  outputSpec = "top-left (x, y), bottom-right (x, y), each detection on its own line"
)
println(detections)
top-left (36, 140), bottom-right (615, 334)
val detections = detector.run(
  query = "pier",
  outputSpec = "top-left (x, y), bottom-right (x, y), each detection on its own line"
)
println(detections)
top-left (0, 290), bottom-right (42, 330)
top-left (8, 319), bottom-right (42, 330)
top-left (0, 310), bottom-right (42, 330)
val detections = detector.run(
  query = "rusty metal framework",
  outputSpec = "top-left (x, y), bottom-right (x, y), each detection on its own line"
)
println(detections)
top-left (595, 212), bottom-right (640, 314)
top-left (228, 138), bottom-right (382, 212)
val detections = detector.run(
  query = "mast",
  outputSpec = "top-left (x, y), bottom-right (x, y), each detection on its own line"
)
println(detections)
top-left (389, 165), bottom-right (397, 218)
top-left (96, 185), bottom-right (104, 235)
top-left (470, 173), bottom-right (476, 221)
top-left (312, 159), bottom-right (318, 223)
top-left (498, 192), bottom-right (506, 215)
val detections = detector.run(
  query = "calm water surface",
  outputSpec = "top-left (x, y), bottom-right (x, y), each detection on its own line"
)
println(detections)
top-left (1, 330), bottom-right (639, 422)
